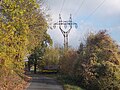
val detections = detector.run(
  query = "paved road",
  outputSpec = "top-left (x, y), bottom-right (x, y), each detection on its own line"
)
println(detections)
top-left (26, 74), bottom-right (63, 90)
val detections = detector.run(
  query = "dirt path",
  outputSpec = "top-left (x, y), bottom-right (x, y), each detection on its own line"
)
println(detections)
top-left (26, 74), bottom-right (63, 90)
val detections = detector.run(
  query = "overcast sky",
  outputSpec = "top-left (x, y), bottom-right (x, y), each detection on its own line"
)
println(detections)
top-left (45, 0), bottom-right (120, 48)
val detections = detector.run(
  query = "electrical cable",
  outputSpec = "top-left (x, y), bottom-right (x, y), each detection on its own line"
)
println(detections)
top-left (73, 0), bottom-right (86, 17)
top-left (84, 0), bottom-right (106, 22)
top-left (79, 0), bottom-right (106, 25)
top-left (60, 0), bottom-right (66, 14)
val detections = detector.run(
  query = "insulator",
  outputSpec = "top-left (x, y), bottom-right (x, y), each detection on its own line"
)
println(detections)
top-left (59, 14), bottom-right (62, 21)
top-left (69, 14), bottom-right (72, 21)
top-left (53, 25), bottom-right (56, 29)
top-left (75, 24), bottom-right (78, 29)
top-left (64, 24), bottom-right (67, 29)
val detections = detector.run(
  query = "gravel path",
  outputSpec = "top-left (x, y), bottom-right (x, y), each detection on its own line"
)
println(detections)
top-left (26, 74), bottom-right (63, 90)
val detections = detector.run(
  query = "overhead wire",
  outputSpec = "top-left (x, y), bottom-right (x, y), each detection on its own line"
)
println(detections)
top-left (82, 0), bottom-right (106, 23)
top-left (60, 0), bottom-right (66, 14)
top-left (56, 0), bottom-right (106, 27)
top-left (73, 0), bottom-right (86, 17)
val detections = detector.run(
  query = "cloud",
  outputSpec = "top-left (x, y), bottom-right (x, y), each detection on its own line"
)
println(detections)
top-left (47, 28), bottom-right (63, 46)
top-left (47, 22), bottom-right (98, 48)
top-left (108, 26), bottom-right (120, 44)
top-left (46, 0), bottom-right (120, 48)
top-left (47, 0), bottom-right (120, 19)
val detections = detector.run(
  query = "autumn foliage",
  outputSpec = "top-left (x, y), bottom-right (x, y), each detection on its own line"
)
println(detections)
top-left (59, 31), bottom-right (120, 90)
top-left (0, 0), bottom-right (49, 89)
top-left (59, 49), bottom-right (78, 76)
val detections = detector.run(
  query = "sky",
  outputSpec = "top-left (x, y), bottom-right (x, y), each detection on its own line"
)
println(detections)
top-left (44, 0), bottom-right (120, 48)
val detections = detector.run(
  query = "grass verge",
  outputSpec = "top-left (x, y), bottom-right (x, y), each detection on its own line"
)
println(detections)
top-left (57, 74), bottom-right (84, 90)
top-left (44, 73), bottom-right (84, 90)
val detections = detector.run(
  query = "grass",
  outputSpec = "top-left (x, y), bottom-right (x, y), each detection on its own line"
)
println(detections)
top-left (57, 74), bottom-right (84, 90)
top-left (37, 69), bottom-right (84, 90)
top-left (43, 72), bottom-right (84, 90)
top-left (64, 84), bottom-right (83, 90)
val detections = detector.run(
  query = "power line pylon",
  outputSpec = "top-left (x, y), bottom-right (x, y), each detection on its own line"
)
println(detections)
top-left (53, 14), bottom-right (78, 49)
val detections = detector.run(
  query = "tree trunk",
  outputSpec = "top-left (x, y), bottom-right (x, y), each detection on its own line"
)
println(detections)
top-left (28, 61), bottom-right (31, 71)
top-left (34, 59), bottom-right (37, 74)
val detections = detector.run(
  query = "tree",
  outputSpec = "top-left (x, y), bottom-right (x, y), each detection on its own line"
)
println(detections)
top-left (40, 46), bottom-right (60, 70)
top-left (59, 48), bottom-right (78, 76)
top-left (76, 30), bottom-right (120, 90)
top-left (28, 39), bottom-right (52, 74)
top-left (0, 0), bottom-right (50, 88)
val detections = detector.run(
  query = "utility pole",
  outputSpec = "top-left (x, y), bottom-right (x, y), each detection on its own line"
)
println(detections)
top-left (53, 14), bottom-right (77, 49)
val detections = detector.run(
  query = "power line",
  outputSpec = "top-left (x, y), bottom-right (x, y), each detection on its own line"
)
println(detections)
top-left (58, 0), bottom-right (106, 27)
top-left (84, 0), bottom-right (106, 22)
top-left (73, 0), bottom-right (86, 17)
top-left (60, 0), bottom-right (66, 14)
top-left (79, 0), bottom-right (106, 25)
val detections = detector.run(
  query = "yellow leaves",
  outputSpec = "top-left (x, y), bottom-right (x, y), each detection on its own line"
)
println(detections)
top-left (0, 50), bottom-right (13, 70)
top-left (4, 0), bottom-right (11, 3)
top-left (0, 0), bottom-right (49, 80)
top-left (41, 47), bottom-right (60, 67)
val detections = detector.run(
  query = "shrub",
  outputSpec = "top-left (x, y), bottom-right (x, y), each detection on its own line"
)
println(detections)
top-left (75, 31), bottom-right (120, 90)
top-left (59, 49), bottom-right (78, 76)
